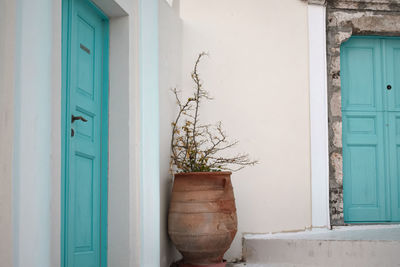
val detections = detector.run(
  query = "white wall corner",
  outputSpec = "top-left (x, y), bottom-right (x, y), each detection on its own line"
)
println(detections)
top-left (159, 0), bottom-right (183, 265)
top-left (308, 4), bottom-right (330, 229)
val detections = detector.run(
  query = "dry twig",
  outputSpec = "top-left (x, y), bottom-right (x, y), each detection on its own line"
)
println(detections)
top-left (170, 52), bottom-right (258, 173)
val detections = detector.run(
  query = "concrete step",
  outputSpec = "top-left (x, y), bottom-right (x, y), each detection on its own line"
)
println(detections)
top-left (241, 226), bottom-right (400, 267)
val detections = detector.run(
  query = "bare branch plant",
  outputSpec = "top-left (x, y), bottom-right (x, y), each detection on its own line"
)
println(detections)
top-left (170, 52), bottom-right (258, 173)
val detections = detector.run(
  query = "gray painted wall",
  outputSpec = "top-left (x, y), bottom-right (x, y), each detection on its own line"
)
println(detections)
top-left (0, 0), bottom-right (16, 266)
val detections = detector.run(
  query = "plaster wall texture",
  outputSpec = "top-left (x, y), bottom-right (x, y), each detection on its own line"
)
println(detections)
top-left (159, 0), bottom-right (183, 266)
top-left (0, 0), bottom-right (16, 266)
top-left (175, 0), bottom-right (312, 261)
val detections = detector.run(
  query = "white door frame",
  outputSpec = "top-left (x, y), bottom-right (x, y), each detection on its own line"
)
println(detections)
top-left (307, 2), bottom-right (331, 229)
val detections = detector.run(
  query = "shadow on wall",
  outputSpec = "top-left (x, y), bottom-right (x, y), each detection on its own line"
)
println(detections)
top-left (159, 0), bottom-right (183, 266)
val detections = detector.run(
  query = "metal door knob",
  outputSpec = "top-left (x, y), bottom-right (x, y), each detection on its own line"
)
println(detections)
top-left (387, 85), bottom-right (392, 90)
top-left (71, 115), bottom-right (88, 123)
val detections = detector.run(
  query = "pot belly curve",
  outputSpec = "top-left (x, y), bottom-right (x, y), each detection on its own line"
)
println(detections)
top-left (168, 172), bottom-right (237, 265)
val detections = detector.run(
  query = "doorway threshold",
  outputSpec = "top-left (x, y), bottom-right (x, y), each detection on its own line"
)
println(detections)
top-left (244, 224), bottom-right (400, 241)
top-left (242, 225), bottom-right (400, 266)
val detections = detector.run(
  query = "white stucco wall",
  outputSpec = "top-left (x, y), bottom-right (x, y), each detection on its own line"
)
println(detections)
top-left (13, 1), bottom-right (55, 266)
top-left (93, 1), bottom-right (143, 266)
top-left (159, 0), bottom-right (183, 266)
top-left (2, 0), bottom-right (312, 265)
top-left (108, 11), bottom-right (136, 267)
top-left (176, 0), bottom-right (312, 261)
top-left (2, 0), bottom-right (145, 266)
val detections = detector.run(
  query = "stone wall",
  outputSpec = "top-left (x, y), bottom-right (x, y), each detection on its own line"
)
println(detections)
top-left (326, 0), bottom-right (400, 225)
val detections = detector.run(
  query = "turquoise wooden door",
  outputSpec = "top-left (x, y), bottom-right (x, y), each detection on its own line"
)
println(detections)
top-left (62, 0), bottom-right (109, 266)
top-left (386, 39), bottom-right (400, 222)
top-left (342, 36), bottom-right (400, 223)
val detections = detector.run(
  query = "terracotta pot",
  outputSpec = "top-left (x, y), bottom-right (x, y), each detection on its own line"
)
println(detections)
top-left (168, 172), bottom-right (237, 265)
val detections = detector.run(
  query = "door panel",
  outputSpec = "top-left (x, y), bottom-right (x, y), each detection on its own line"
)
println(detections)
top-left (384, 40), bottom-right (400, 220)
top-left (388, 113), bottom-right (400, 221)
top-left (343, 112), bottom-right (387, 222)
top-left (385, 40), bottom-right (400, 112)
top-left (341, 38), bottom-right (383, 112)
top-left (63, 0), bottom-right (108, 266)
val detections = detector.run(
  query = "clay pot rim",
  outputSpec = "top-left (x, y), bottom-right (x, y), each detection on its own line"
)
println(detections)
top-left (174, 171), bottom-right (232, 176)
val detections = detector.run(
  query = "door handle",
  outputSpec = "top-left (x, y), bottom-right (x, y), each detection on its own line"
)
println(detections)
top-left (71, 115), bottom-right (88, 123)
